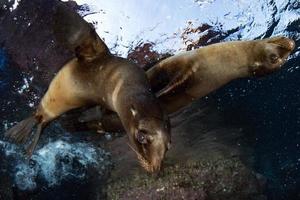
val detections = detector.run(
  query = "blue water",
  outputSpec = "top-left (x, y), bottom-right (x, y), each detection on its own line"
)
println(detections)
top-left (0, 49), bottom-right (7, 66)
top-left (209, 35), bottom-right (300, 199)
top-left (0, 48), bottom-right (8, 89)
top-left (212, 57), bottom-right (300, 199)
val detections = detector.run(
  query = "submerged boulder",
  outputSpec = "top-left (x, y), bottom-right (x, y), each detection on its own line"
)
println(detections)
top-left (106, 101), bottom-right (266, 200)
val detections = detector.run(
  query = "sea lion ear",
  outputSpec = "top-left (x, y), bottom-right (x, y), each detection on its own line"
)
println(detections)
top-left (53, 2), bottom-right (110, 62)
top-left (130, 105), bottom-right (138, 118)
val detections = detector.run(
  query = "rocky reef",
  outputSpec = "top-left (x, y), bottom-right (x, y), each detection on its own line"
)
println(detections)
top-left (106, 101), bottom-right (266, 200)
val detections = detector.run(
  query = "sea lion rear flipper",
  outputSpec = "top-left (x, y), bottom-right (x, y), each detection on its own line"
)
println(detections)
top-left (53, 2), bottom-right (110, 62)
top-left (4, 116), bottom-right (44, 156)
top-left (5, 116), bottom-right (38, 144)
top-left (25, 123), bottom-right (43, 157)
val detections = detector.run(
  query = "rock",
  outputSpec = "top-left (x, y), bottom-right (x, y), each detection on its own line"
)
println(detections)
top-left (106, 101), bottom-right (266, 200)
top-left (0, 148), bottom-right (14, 200)
top-left (0, 0), bottom-right (73, 83)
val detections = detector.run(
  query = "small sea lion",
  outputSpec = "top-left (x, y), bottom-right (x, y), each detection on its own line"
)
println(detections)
top-left (62, 36), bottom-right (295, 132)
top-left (5, 3), bottom-right (171, 173)
top-left (148, 36), bottom-right (295, 113)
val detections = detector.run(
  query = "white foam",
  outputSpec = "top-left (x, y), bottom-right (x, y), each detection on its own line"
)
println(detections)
top-left (0, 139), bottom-right (111, 190)
top-left (9, 0), bottom-right (21, 12)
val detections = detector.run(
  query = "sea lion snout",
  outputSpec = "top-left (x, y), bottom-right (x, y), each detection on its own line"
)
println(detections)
top-left (265, 37), bottom-right (295, 62)
top-left (147, 131), bottom-right (171, 173)
top-left (129, 118), bottom-right (171, 173)
top-left (266, 36), bottom-right (295, 52)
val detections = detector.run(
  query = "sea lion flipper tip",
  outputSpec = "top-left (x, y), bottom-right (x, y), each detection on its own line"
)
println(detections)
top-left (147, 65), bottom-right (193, 98)
top-left (53, 2), bottom-right (110, 61)
top-left (25, 124), bottom-right (43, 157)
top-left (4, 116), bottom-right (37, 144)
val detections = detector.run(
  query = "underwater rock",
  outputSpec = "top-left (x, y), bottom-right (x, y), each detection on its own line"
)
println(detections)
top-left (0, 0), bottom-right (74, 85)
top-left (107, 158), bottom-right (266, 200)
top-left (106, 101), bottom-right (266, 200)
top-left (0, 149), bottom-right (14, 200)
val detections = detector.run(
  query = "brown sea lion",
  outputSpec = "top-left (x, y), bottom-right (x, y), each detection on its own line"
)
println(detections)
top-left (62, 36), bottom-right (295, 132)
top-left (149, 36), bottom-right (295, 113)
top-left (5, 3), bottom-right (171, 173)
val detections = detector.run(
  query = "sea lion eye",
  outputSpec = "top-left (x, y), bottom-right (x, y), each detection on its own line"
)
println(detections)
top-left (137, 131), bottom-right (147, 144)
top-left (270, 54), bottom-right (279, 64)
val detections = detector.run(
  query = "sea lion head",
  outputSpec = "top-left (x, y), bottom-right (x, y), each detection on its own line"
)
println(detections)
top-left (127, 106), bottom-right (171, 173)
top-left (250, 36), bottom-right (295, 76)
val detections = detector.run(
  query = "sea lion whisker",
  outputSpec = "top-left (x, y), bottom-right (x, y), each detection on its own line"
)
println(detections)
top-left (127, 142), bottom-right (150, 170)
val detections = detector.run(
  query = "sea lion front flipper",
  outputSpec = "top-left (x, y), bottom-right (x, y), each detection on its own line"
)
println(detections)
top-left (146, 58), bottom-right (197, 115)
top-left (59, 106), bottom-right (105, 133)
top-left (53, 2), bottom-right (110, 62)
top-left (78, 106), bottom-right (104, 123)
top-left (59, 107), bottom-right (125, 134)
top-left (147, 61), bottom-right (194, 98)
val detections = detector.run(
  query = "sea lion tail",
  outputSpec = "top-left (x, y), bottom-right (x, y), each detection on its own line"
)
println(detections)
top-left (4, 116), bottom-right (43, 157)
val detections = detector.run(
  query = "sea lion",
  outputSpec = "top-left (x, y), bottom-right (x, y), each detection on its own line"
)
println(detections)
top-left (149, 36), bottom-right (295, 113)
top-left (5, 3), bottom-right (171, 173)
top-left (61, 36), bottom-right (295, 132)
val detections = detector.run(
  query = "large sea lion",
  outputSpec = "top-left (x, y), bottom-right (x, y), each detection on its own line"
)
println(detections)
top-left (5, 3), bottom-right (171, 173)
top-left (62, 36), bottom-right (295, 132)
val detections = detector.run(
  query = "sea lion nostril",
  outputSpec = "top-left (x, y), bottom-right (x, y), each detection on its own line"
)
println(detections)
top-left (278, 38), bottom-right (295, 51)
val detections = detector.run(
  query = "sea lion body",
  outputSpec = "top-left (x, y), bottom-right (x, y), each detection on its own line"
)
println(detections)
top-left (5, 3), bottom-right (171, 173)
top-left (7, 54), bottom-right (170, 172)
top-left (148, 37), bottom-right (295, 113)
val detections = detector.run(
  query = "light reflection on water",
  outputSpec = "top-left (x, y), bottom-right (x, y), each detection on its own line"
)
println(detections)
top-left (70, 0), bottom-right (299, 56)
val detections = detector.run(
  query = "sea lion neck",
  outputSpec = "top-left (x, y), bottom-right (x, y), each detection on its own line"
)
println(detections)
top-left (77, 52), bottom-right (112, 66)
top-left (122, 91), bottom-right (163, 120)
top-left (114, 89), bottom-right (164, 132)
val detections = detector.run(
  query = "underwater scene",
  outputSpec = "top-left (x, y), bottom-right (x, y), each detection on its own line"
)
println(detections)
top-left (0, 0), bottom-right (299, 199)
